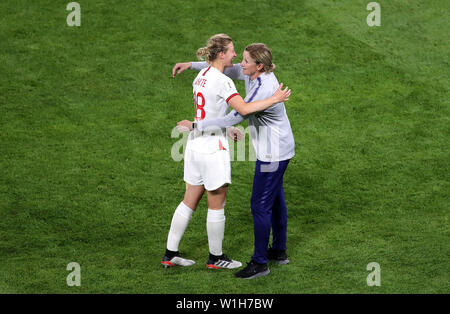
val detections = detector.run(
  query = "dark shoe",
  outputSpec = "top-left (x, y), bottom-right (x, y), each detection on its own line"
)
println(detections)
top-left (267, 247), bottom-right (289, 265)
top-left (234, 260), bottom-right (270, 279)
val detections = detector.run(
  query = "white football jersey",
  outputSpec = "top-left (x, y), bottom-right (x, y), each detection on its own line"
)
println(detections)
top-left (186, 66), bottom-right (240, 154)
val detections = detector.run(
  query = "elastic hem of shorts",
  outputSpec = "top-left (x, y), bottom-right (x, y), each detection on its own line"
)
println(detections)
top-left (183, 179), bottom-right (204, 187)
top-left (204, 181), bottom-right (231, 192)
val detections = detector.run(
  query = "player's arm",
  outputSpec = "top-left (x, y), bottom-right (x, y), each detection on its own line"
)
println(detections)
top-left (224, 64), bottom-right (245, 80)
top-left (172, 62), bottom-right (209, 77)
top-left (172, 62), bottom-right (193, 78)
top-left (172, 62), bottom-right (244, 80)
top-left (177, 109), bottom-right (245, 133)
top-left (198, 109), bottom-right (245, 131)
top-left (228, 84), bottom-right (291, 116)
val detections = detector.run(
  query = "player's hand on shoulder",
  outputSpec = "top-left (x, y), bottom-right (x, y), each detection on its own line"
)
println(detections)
top-left (172, 62), bottom-right (192, 78)
top-left (177, 120), bottom-right (193, 132)
top-left (273, 83), bottom-right (291, 103)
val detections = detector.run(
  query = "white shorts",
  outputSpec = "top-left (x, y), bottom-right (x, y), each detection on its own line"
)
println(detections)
top-left (184, 148), bottom-right (231, 191)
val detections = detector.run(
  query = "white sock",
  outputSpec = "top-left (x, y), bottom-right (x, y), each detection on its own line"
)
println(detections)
top-left (166, 202), bottom-right (194, 252)
top-left (206, 208), bottom-right (225, 256)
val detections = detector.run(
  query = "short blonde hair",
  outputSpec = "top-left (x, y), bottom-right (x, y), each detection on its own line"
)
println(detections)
top-left (197, 33), bottom-right (233, 63)
top-left (245, 43), bottom-right (276, 73)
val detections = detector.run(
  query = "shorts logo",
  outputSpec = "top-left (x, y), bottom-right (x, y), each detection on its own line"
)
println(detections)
top-left (218, 139), bottom-right (227, 151)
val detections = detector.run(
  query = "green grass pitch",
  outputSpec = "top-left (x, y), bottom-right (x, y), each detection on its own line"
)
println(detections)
top-left (0, 0), bottom-right (448, 293)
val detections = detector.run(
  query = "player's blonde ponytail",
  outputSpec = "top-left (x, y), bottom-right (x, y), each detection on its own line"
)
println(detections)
top-left (245, 43), bottom-right (276, 74)
top-left (197, 33), bottom-right (233, 63)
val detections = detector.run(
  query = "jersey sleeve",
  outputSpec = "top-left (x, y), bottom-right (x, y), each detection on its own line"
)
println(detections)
top-left (191, 61), bottom-right (209, 71)
top-left (192, 62), bottom-right (245, 81)
top-left (219, 77), bottom-right (240, 103)
top-left (223, 64), bottom-right (245, 80)
top-left (197, 109), bottom-right (245, 131)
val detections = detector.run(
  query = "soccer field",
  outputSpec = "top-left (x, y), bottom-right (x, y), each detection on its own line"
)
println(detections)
top-left (0, 0), bottom-right (449, 294)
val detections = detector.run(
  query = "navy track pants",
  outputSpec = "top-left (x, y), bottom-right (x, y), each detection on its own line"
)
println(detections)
top-left (250, 159), bottom-right (290, 264)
